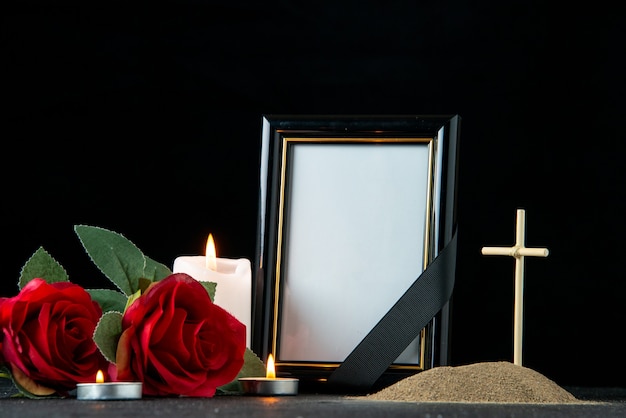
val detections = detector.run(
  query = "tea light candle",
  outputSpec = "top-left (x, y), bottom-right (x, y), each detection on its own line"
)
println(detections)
top-left (239, 354), bottom-right (299, 396)
top-left (76, 370), bottom-right (142, 400)
top-left (172, 234), bottom-right (252, 347)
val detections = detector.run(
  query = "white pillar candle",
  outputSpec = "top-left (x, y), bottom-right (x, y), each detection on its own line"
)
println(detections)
top-left (172, 235), bottom-right (252, 348)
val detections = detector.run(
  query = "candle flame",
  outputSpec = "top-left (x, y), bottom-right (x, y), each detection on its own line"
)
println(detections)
top-left (266, 354), bottom-right (276, 379)
top-left (96, 370), bottom-right (105, 383)
top-left (205, 234), bottom-right (217, 271)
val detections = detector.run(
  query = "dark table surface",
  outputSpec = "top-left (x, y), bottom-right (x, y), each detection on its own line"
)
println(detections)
top-left (2, 383), bottom-right (626, 418)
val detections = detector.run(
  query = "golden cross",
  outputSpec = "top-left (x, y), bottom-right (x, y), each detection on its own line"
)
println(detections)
top-left (481, 209), bottom-right (549, 366)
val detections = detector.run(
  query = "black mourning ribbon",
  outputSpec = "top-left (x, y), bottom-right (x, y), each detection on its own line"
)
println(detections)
top-left (327, 230), bottom-right (458, 393)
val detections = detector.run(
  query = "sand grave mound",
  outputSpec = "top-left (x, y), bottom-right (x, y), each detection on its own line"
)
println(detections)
top-left (366, 361), bottom-right (585, 403)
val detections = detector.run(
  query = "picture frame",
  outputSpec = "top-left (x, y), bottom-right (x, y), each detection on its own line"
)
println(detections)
top-left (252, 115), bottom-right (460, 388)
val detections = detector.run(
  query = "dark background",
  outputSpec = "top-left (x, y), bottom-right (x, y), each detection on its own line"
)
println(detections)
top-left (4, 2), bottom-right (624, 388)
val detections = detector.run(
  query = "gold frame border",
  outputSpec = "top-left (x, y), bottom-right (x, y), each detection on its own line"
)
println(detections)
top-left (271, 136), bottom-right (437, 372)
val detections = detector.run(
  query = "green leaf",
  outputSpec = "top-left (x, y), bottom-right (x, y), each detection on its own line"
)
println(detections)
top-left (0, 367), bottom-right (20, 397)
top-left (217, 348), bottom-right (266, 394)
top-left (144, 256), bottom-right (172, 282)
top-left (4, 365), bottom-right (60, 398)
top-left (93, 311), bottom-right (124, 363)
top-left (200, 281), bottom-right (217, 302)
top-left (19, 247), bottom-right (69, 289)
top-left (239, 348), bottom-right (267, 378)
top-left (0, 365), bottom-right (19, 397)
top-left (124, 289), bottom-right (142, 312)
top-left (138, 277), bottom-right (153, 294)
top-left (87, 289), bottom-right (128, 314)
top-left (0, 365), bottom-right (11, 381)
top-left (74, 225), bottom-right (145, 296)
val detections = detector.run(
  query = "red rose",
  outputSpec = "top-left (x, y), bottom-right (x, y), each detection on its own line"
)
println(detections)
top-left (115, 273), bottom-right (246, 397)
top-left (0, 278), bottom-right (109, 395)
